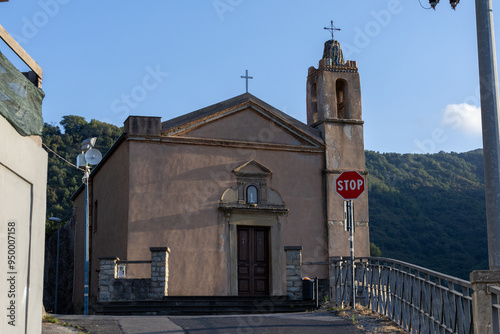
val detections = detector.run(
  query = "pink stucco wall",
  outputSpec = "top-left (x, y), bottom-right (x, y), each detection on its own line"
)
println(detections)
top-left (125, 137), bottom-right (326, 295)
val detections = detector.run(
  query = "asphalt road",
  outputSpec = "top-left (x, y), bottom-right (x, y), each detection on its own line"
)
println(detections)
top-left (169, 312), bottom-right (365, 334)
top-left (46, 312), bottom-right (365, 334)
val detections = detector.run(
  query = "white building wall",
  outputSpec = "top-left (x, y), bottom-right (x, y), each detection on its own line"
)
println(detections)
top-left (0, 115), bottom-right (47, 334)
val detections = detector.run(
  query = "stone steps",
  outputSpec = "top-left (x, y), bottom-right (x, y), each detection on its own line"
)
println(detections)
top-left (94, 296), bottom-right (318, 315)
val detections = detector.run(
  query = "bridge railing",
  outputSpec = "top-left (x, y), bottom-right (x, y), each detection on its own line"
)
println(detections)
top-left (489, 285), bottom-right (500, 333)
top-left (330, 257), bottom-right (474, 334)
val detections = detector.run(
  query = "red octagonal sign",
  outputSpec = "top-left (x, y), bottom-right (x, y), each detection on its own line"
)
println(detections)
top-left (336, 170), bottom-right (365, 200)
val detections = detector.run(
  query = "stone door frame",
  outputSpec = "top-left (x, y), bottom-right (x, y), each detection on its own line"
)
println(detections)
top-left (226, 213), bottom-right (283, 296)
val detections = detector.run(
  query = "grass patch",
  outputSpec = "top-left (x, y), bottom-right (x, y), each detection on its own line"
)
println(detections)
top-left (43, 315), bottom-right (58, 324)
top-left (42, 315), bottom-right (88, 333)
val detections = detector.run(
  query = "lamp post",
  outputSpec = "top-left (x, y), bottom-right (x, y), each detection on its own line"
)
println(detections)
top-left (430, 0), bottom-right (500, 271)
top-left (77, 138), bottom-right (102, 315)
top-left (49, 217), bottom-right (62, 314)
top-left (429, 3), bottom-right (500, 331)
top-left (474, 0), bottom-right (500, 271)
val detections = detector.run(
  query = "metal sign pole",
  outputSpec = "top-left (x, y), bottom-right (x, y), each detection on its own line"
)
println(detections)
top-left (349, 200), bottom-right (355, 309)
top-left (344, 200), bottom-right (355, 308)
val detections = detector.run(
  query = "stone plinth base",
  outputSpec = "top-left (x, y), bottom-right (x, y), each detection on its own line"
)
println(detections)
top-left (470, 270), bottom-right (500, 334)
top-left (285, 246), bottom-right (303, 300)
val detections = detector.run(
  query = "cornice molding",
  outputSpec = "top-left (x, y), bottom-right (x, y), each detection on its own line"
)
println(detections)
top-left (324, 169), bottom-right (368, 175)
top-left (310, 118), bottom-right (364, 128)
top-left (137, 136), bottom-right (326, 153)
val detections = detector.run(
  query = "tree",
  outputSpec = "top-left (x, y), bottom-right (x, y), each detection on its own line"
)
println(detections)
top-left (370, 242), bottom-right (382, 257)
top-left (43, 116), bottom-right (122, 235)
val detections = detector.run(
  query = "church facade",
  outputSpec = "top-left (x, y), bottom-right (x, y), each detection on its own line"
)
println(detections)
top-left (72, 39), bottom-right (370, 306)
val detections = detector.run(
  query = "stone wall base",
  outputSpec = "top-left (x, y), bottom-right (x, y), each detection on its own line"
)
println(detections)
top-left (99, 247), bottom-right (170, 302)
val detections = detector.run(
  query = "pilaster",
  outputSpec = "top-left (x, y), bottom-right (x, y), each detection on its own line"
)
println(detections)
top-left (149, 247), bottom-right (170, 299)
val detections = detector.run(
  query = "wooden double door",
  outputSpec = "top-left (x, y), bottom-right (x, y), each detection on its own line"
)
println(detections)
top-left (237, 226), bottom-right (270, 296)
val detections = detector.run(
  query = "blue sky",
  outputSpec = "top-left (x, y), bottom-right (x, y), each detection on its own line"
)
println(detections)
top-left (0, 0), bottom-right (489, 153)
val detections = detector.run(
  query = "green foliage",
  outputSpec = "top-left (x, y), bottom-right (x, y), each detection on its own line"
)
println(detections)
top-left (43, 315), bottom-right (57, 324)
top-left (43, 116), bottom-right (122, 235)
top-left (366, 150), bottom-right (488, 279)
top-left (370, 242), bottom-right (382, 257)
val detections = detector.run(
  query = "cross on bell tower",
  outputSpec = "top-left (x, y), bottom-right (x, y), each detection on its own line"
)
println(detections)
top-left (324, 20), bottom-right (341, 40)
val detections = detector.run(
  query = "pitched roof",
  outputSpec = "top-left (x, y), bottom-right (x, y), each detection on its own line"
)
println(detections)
top-left (161, 93), bottom-right (324, 145)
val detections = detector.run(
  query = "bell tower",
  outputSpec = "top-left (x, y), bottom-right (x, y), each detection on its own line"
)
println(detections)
top-left (307, 39), bottom-right (370, 258)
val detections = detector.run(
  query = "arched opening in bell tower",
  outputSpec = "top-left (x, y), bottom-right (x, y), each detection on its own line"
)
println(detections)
top-left (311, 83), bottom-right (318, 123)
top-left (336, 79), bottom-right (348, 119)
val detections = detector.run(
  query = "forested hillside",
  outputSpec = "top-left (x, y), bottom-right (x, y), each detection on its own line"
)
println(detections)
top-left (43, 116), bottom-right (122, 233)
top-left (42, 116), bottom-right (489, 280)
top-left (366, 150), bottom-right (488, 279)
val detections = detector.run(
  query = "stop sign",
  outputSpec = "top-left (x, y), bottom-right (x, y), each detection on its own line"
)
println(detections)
top-left (336, 171), bottom-right (365, 200)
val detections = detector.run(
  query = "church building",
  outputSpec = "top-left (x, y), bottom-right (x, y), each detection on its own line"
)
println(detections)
top-left (71, 38), bottom-right (370, 307)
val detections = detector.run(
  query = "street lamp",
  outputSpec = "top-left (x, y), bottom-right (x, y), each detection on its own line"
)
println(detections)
top-left (450, 0), bottom-right (460, 10)
top-left (76, 138), bottom-right (102, 315)
top-left (430, 0), bottom-right (500, 271)
top-left (49, 217), bottom-right (62, 314)
top-left (429, 0), bottom-right (460, 10)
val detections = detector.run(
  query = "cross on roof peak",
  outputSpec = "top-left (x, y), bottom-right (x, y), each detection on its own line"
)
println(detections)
top-left (324, 20), bottom-right (341, 40)
top-left (240, 69), bottom-right (253, 93)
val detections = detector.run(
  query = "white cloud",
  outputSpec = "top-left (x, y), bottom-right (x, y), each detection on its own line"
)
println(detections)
top-left (441, 103), bottom-right (482, 136)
